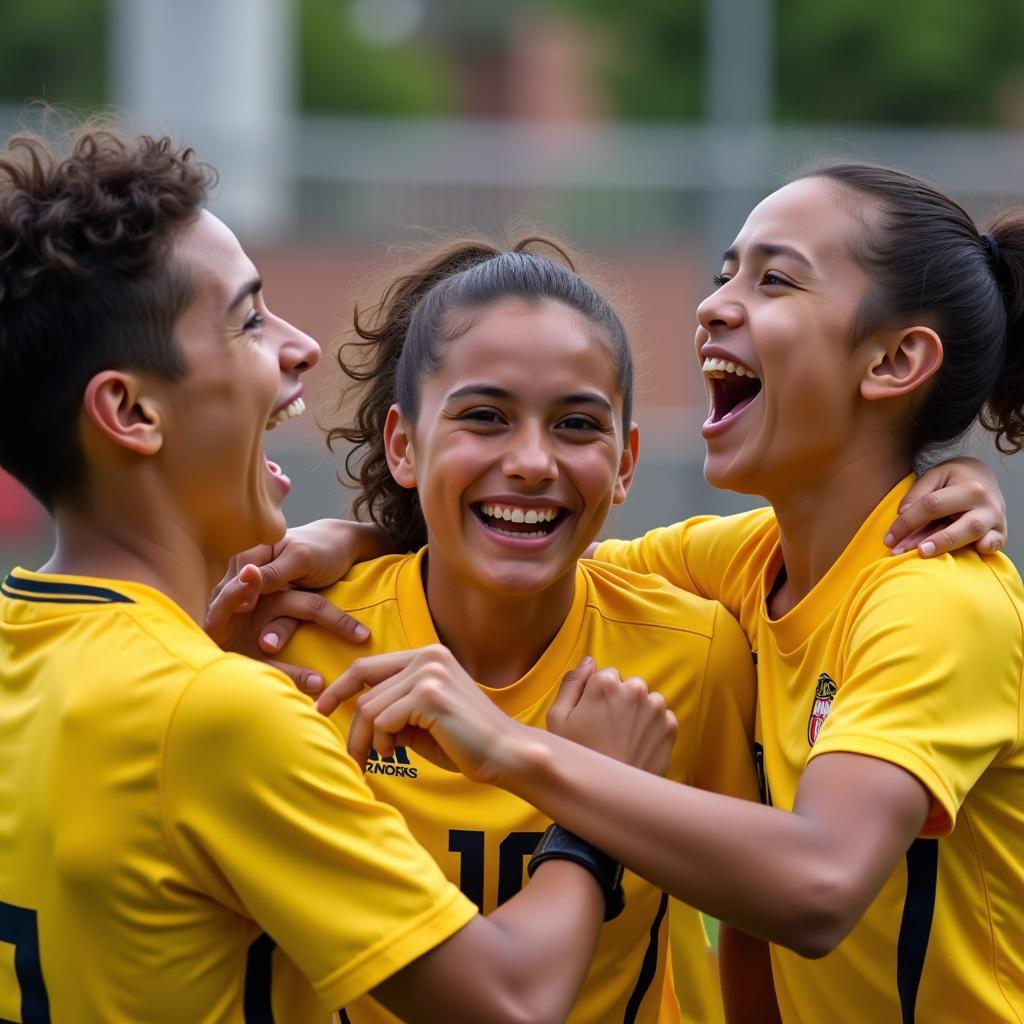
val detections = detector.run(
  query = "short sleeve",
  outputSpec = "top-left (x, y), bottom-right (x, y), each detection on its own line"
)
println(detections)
top-left (161, 657), bottom-right (477, 1008)
top-left (595, 510), bottom-right (774, 617)
top-left (686, 603), bottom-right (760, 803)
top-left (809, 562), bottom-right (1024, 836)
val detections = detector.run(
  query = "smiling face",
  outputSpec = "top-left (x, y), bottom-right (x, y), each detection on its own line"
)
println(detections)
top-left (155, 211), bottom-right (320, 561)
top-left (694, 176), bottom-right (883, 501)
top-left (386, 297), bottom-right (637, 598)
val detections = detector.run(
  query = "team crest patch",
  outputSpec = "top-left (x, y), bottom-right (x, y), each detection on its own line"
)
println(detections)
top-left (807, 673), bottom-right (837, 746)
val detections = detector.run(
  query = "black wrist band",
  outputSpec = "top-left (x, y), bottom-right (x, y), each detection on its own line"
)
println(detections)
top-left (527, 823), bottom-right (625, 921)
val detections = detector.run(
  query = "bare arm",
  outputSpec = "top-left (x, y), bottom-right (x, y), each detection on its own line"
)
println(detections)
top-left (373, 860), bottom-right (602, 1024)
top-left (718, 924), bottom-right (780, 1024)
top-left (491, 746), bottom-right (929, 958)
top-left (342, 650), bottom-right (678, 1023)
top-left (323, 655), bottom-right (930, 960)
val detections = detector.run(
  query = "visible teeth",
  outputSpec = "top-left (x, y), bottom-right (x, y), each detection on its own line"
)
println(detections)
top-left (267, 396), bottom-right (306, 428)
top-left (479, 503), bottom-right (560, 524)
top-left (701, 357), bottom-right (759, 380)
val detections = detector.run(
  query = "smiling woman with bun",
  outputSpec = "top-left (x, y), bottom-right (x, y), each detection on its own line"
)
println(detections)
top-left (305, 165), bottom-right (1024, 1023)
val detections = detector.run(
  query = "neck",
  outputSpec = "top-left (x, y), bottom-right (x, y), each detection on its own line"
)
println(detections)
top-left (423, 556), bottom-right (576, 687)
top-left (766, 445), bottom-right (910, 618)
top-left (42, 501), bottom-right (222, 626)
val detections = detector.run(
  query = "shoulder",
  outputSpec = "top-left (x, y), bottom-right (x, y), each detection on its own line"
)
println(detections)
top-left (318, 552), bottom-right (413, 613)
top-left (852, 549), bottom-right (1024, 642)
top-left (579, 558), bottom-right (731, 640)
top-left (165, 653), bottom-right (335, 763)
top-left (677, 507), bottom-right (778, 560)
top-left (842, 550), bottom-right (1024, 717)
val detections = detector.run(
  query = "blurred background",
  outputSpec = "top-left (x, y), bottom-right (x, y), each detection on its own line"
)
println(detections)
top-left (2, 0), bottom-right (1023, 573)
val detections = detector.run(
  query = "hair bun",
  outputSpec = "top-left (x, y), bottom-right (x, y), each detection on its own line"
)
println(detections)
top-left (981, 232), bottom-right (1001, 270)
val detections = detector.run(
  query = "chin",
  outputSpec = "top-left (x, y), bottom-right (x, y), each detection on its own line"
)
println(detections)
top-left (702, 453), bottom-right (763, 497)
top-left (479, 565), bottom-right (563, 598)
top-left (244, 507), bottom-right (288, 551)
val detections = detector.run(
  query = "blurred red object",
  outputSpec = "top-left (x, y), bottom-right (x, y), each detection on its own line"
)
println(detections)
top-left (0, 468), bottom-right (46, 540)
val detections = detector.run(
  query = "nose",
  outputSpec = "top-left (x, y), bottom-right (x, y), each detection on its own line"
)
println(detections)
top-left (502, 421), bottom-right (558, 484)
top-left (696, 282), bottom-right (745, 335)
top-left (277, 317), bottom-right (321, 374)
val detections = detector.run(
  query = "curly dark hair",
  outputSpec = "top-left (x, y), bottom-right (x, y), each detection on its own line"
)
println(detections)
top-left (327, 237), bottom-right (634, 552)
top-left (0, 124), bottom-right (215, 508)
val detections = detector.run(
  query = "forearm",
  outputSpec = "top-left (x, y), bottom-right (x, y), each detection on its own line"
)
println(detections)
top-left (493, 732), bottom-right (848, 957)
top-left (719, 924), bottom-right (781, 1023)
top-left (344, 519), bottom-right (394, 562)
top-left (374, 859), bottom-right (603, 1024)
top-left (483, 859), bottom-right (605, 1020)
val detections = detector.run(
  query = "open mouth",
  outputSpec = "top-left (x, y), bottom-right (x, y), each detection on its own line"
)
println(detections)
top-left (267, 395), bottom-right (306, 430)
top-left (702, 357), bottom-right (762, 423)
top-left (262, 395), bottom-right (307, 494)
top-left (472, 501), bottom-right (569, 539)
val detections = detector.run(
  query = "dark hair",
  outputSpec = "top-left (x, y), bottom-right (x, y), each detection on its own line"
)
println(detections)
top-left (798, 163), bottom-right (1024, 456)
top-left (0, 125), bottom-right (215, 508)
top-left (327, 237), bottom-right (634, 552)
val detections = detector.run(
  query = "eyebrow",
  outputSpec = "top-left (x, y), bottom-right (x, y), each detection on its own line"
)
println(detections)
top-left (721, 243), bottom-right (814, 271)
top-left (227, 277), bottom-right (262, 314)
top-left (445, 384), bottom-right (614, 415)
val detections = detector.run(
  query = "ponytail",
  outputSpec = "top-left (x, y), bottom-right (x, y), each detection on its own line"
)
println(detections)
top-left (327, 241), bottom-right (505, 552)
top-left (982, 212), bottom-right (1024, 453)
top-left (326, 235), bottom-right (631, 553)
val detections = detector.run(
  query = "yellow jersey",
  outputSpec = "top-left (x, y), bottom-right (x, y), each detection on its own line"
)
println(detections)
top-left (0, 569), bottom-right (476, 1023)
top-left (597, 477), bottom-right (1024, 1023)
top-left (284, 551), bottom-right (758, 1024)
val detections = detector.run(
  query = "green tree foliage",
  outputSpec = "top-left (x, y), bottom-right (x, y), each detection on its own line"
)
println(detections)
top-left (299, 0), bottom-right (453, 115)
top-left (0, 0), bottom-right (108, 108)
top-left (2, 0), bottom-right (1023, 125)
top-left (550, 0), bottom-right (704, 120)
top-left (777, 0), bottom-right (1024, 123)
top-left (547, 0), bottom-right (1024, 126)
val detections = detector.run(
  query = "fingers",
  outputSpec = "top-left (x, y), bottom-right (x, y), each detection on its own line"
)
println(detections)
top-left (900, 515), bottom-right (999, 559)
top-left (258, 616), bottom-right (302, 656)
top-left (884, 486), bottom-right (960, 548)
top-left (264, 659), bottom-right (325, 697)
top-left (315, 649), bottom-right (424, 716)
top-left (547, 656), bottom-right (595, 729)
top-left (977, 529), bottom-right (1005, 554)
top-left (257, 541), bottom-right (318, 593)
top-left (886, 482), bottom-right (1003, 556)
top-left (346, 675), bottom-right (418, 766)
top-left (256, 591), bottom-right (370, 652)
top-left (204, 564), bottom-right (264, 643)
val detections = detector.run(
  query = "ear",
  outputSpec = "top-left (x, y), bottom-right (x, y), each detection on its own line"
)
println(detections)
top-left (81, 371), bottom-right (164, 456)
top-left (860, 326), bottom-right (943, 402)
top-left (611, 422), bottom-right (640, 506)
top-left (383, 404), bottom-right (417, 489)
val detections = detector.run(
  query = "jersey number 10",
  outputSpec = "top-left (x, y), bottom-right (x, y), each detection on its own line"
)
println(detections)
top-left (448, 830), bottom-right (544, 912)
top-left (0, 899), bottom-right (50, 1024)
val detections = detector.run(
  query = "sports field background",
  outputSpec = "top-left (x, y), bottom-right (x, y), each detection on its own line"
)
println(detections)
top-left (3, 0), bottom-right (1024, 573)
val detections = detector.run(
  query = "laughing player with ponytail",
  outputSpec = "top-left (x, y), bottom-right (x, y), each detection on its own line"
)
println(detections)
top-left (231, 237), bottom-right (774, 1023)
top-left (309, 167), bottom-right (1024, 1023)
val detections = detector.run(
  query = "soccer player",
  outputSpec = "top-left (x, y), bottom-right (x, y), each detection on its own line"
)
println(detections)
top-left (225, 240), bottom-right (767, 1024)
top-left (316, 165), bottom-right (1024, 1022)
top-left (0, 126), bottom-right (675, 1023)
